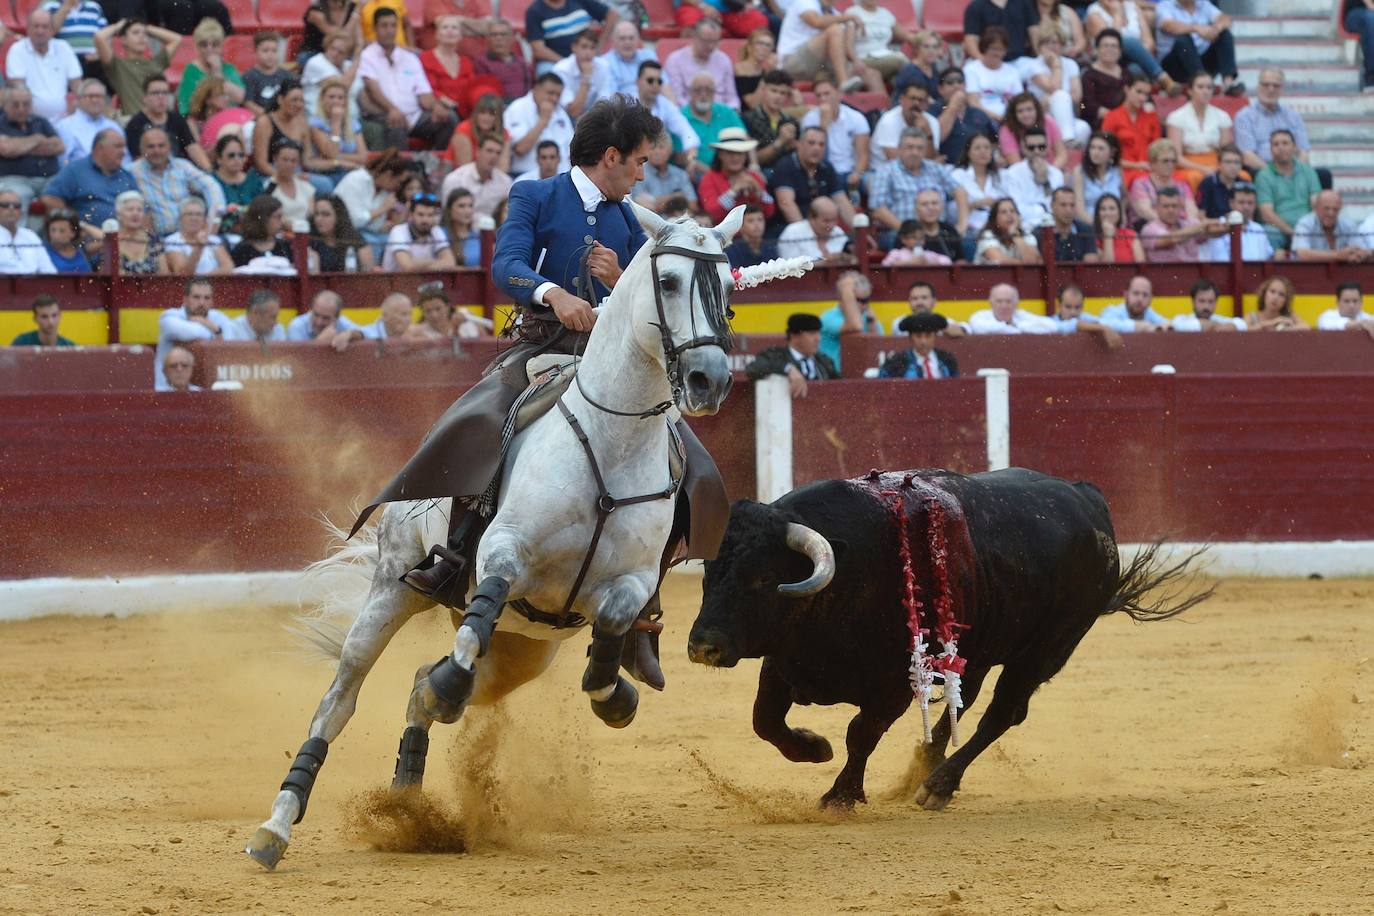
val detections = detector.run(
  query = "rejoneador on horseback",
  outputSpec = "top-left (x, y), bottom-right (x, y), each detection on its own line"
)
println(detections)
top-left (245, 96), bottom-right (814, 869)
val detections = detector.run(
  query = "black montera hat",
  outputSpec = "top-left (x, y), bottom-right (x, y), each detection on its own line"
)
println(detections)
top-left (786, 313), bottom-right (822, 334)
top-left (899, 312), bottom-right (948, 334)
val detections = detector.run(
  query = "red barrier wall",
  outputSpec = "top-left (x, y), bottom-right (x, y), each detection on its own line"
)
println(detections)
top-left (840, 331), bottom-right (1374, 378)
top-left (4, 370), bottom-right (1372, 579)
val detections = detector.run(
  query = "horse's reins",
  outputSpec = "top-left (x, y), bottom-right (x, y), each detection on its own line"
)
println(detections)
top-left (531, 237), bottom-right (733, 623)
top-left (573, 240), bottom-right (732, 419)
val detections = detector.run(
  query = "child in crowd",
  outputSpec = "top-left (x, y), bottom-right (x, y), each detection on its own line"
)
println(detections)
top-left (243, 32), bottom-right (290, 116)
top-left (881, 220), bottom-right (955, 266)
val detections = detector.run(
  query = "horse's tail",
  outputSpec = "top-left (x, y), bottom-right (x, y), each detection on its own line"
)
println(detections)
top-left (289, 511), bottom-right (384, 661)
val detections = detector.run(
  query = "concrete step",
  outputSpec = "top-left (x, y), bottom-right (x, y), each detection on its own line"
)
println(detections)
top-left (1282, 92), bottom-right (1374, 117)
top-left (1309, 146), bottom-right (1374, 168)
top-left (1222, 0), bottom-right (1338, 16)
top-left (1236, 39), bottom-right (1349, 66)
top-left (1239, 65), bottom-right (1359, 93)
top-left (1306, 119), bottom-right (1374, 143)
top-left (1231, 16), bottom-right (1334, 40)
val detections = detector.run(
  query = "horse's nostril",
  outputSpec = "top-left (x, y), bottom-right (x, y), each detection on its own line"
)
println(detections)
top-left (687, 370), bottom-right (711, 398)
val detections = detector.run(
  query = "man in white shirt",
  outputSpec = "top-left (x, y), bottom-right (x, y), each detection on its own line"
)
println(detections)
top-left (1317, 282), bottom-right (1374, 338)
top-left (553, 29), bottom-right (614, 119)
top-left (505, 72), bottom-right (576, 176)
top-left (1290, 190), bottom-right (1370, 263)
top-left (360, 292), bottom-right (416, 339)
top-left (4, 8), bottom-right (82, 123)
top-left (513, 140), bottom-right (564, 184)
top-left (968, 282), bottom-right (1058, 334)
top-left (800, 75), bottom-right (870, 187)
top-left (599, 21), bottom-right (659, 98)
top-left (777, 196), bottom-right (849, 262)
top-left (383, 192), bottom-right (456, 271)
top-left (440, 135), bottom-right (513, 220)
top-left (1003, 127), bottom-right (1065, 229)
top-left (222, 289), bottom-right (288, 342)
top-left (633, 61), bottom-right (700, 171)
top-left (0, 188), bottom-right (56, 274)
top-left (1172, 279), bottom-right (1245, 332)
top-left (55, 79), bottom-right (122, 166)
top-left (1202, 182), bottom-right (1274, 262)
top-left (778, 0), bottom-right (882, 92)
top-left (155, 279), bottom-right (230, 390)
top-left (872, 82), bottom-right (942, 161)
top-left (161, 346), bottom-right (202, 392)
top-left (287, 289), bottom-right (364, 348)
top-left (358, 7), bottom-right (456, 150)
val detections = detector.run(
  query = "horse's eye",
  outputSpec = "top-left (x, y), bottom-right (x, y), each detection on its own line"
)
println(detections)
top-left (659, 275), bottom-right (680, 293)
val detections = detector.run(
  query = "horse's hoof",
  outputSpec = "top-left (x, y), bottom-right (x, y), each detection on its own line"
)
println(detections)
top-left (590, 676), bottom-right (638, 728)
top-left (914, 785), bottom-right (952, 811)
top-left (421, 657), bottom-right (474, 724)
top-left (245, 826), bottom-right (288, 870)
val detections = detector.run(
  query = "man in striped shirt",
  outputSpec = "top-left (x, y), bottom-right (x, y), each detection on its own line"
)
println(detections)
top-left (43, 0), bottom-right (107, 80)
top-left (526, 0), bottom-right (619, 76)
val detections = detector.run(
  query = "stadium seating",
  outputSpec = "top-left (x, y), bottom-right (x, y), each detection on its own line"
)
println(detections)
top-left (499, 0), bottom-right (533, 32)
top-left (639, 0), bottom-right (679, 39)
top-left (12, 0), bottom-right (42, 29)
top-left (165, 38), bottom-right (199, 86)
top-left (922, 0), bottom-right (965, 42)
top-left (0, 0), bottom-right (23, 33)
top-left (223, 0), bottom-right (262, 31)
top-left (223, 34), bottom-right (257, 72)
top-left (260, 0), bottom-right (318, 32)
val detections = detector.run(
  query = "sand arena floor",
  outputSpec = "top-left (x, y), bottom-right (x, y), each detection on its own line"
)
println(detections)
top-left (1, 575), bottom-right (1371, 915)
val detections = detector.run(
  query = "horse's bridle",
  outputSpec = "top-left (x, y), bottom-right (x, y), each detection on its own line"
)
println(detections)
top-left (575, 240), bottom-right (732, 419)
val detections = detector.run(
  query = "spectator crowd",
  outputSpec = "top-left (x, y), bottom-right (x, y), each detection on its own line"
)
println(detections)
top-left (0, 0), bottom-right (1368, 280)
top-left (5, 0), bottom-right (1374, 386)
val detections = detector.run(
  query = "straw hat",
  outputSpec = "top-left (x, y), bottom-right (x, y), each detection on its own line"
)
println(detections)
top-left (710, 127), bottom-right (759, 153)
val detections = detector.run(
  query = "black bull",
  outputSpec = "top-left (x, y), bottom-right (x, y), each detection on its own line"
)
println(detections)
top-left (687, 468), bottom-right (1210, 810)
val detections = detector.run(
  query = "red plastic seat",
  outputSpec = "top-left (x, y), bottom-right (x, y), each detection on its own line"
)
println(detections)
top-left (258, 0), bottom-right (311, 32)
top-left (499, 0), bottom-right (534, 33)
top-left (222, 0), bottom-right (260, 31)
top-left (1, 1), bottom-right (23, 33)
top-left (12, 0), bottom-right (43, 28)
top-left (922, 0), bottom-right (965, 42)
top-left (165, 40), bottom-right (198, 87)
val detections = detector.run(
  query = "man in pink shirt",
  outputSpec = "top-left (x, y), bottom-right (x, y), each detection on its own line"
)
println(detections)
top-left (1142, 186), bottom-right (1225, 262)
top-left (664, 19), bottom-right (739, 109)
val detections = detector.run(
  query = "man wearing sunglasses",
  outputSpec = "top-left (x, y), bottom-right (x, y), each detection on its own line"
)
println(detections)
top-left (1003, 126), bottom-right (1064, 229)
top-left (382, 191), bottom-right (457, 271)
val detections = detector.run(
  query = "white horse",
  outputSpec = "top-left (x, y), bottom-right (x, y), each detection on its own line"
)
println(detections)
top-left (245, 202), bottom-right (759, 869)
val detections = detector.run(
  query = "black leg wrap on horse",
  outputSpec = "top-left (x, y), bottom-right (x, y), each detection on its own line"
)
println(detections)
top-left (427, 655), bottom-right (477, 714)
top-left (590, 675), bottom-right (639, 729)
top-left (392, 726), bottom-right (430, 789)
top-left (582, 625), bottom-right (627, 694)
top-left (281, 737), bottom-right (329, 824)
top-left (460, 575), bottom-right (510, 658)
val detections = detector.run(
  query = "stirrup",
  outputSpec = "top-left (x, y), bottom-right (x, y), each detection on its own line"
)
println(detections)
top-left (401, 544), bottom-right (469, 609)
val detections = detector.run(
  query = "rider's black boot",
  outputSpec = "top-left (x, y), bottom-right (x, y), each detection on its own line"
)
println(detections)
top-left (621, 595), bottom-right (666, 691)
top-left (401, 548), bottom-right (467, 608)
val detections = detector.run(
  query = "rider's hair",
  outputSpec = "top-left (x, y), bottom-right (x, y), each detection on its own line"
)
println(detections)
top-left (569, 96), bottom-right (665, 169)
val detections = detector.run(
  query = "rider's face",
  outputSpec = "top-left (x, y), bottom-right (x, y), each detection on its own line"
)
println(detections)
top-left (603, 139), bottom-right (654, 201)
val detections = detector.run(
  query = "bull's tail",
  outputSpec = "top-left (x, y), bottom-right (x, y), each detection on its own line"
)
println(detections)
top-left (1101, 541), bottom-right (1215, 622)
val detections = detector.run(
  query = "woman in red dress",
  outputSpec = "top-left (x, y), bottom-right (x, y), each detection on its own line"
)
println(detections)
top-left (420, 15), bottom-right (474, 120)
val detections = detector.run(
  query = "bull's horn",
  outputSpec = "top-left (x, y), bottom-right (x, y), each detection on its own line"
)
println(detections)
top-left (777, 523), bottom-right (836, 597)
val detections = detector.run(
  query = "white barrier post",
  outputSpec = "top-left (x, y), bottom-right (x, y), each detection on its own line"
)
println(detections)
top-left (754, 374), bottom-right (793, 503)
top-left (977, 368), bottom-right (1010, 471)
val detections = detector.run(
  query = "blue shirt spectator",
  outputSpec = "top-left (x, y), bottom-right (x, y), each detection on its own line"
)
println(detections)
top-left (40, 131), bottom-right (138, 228)
top-left (1099, 301), bottom-right (1168, 332)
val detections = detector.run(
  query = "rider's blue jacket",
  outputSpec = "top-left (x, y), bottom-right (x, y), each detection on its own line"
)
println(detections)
top-left (492, 170), bottom-right (649, 309)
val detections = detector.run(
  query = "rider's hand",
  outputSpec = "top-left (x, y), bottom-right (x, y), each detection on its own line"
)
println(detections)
top-left (586, 240), bottom-right (622, 287)
top-left (549, 288), bottom-right (597, 332)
